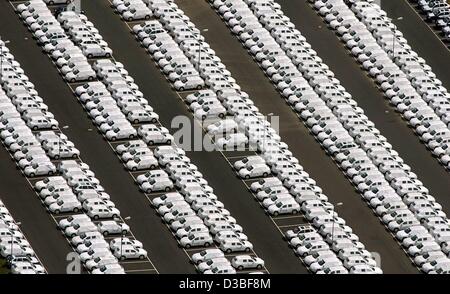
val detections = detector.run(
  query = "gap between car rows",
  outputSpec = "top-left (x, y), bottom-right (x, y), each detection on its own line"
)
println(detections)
top-left (173, 0), bottom-right (421, 273)
top-left (79, 0), bottom-right (310, 273)
top-left (2, 0), bottom-right (193, 273)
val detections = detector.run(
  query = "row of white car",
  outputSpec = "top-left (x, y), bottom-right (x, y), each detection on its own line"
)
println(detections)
top-left (140, 0), bottom-right (380, 273)
top-left (313, 0), bottom-right (450, 170)
top-left (91, 59), bottom-right (160, 124)
top-left (1, 33), bottom-right (141, 273)
top-left (1, 43), bottom-right (59, 178)
top-left (36, 162), bottom-right (146, 273)
top-left (76, 80), bottom-right (138, 142)
top-left (131, 19), bottom-right (206, 91)
top-left (334, 0), bottom-right (450, 169)
top-left (0, 199), bottom-right (44, 274)
top-left (212, 0), bottom-right (450, 273)
top-left (45, 160), bottom-right (120, 219)
top-left (57, 214), bottom-right (147, 274)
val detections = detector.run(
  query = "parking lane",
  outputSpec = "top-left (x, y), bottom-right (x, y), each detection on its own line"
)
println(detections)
top-left (176, 0), bottom-right (419, 273)
top-left (0, 0), bottom-right (194, 274)
top-left (80, 0), bottom-right (309, 273)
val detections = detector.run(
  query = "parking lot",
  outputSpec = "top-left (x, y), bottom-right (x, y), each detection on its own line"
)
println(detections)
top-left (1, 0), bottom-right (450, 274)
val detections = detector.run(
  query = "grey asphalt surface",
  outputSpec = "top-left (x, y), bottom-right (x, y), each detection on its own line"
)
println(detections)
top-left (175, 0), bottom-right (418, 273)
top-left (80, 0), bottom-right (309, 274)
top-left (0, 0), bottom-right (193, 274)
top-left (0, 146), bottom-right (72, 274)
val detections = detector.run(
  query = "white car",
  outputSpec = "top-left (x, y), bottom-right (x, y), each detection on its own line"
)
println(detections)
top-left (151, 192), bottom-right (184, 208)
top-left (192, 248), bottom-right (224, 264)
top-left (268, 199), bottom-right (301, 216)
top-left (141, 131), bottom-right (173, 145)
top-left (105, 126), bottom-right (137, 141)
top-left (97, 221), bottom-right (130, 236)
top-left (180, 232), bottom-right (214, 249)
top-left (194, 104), bottom-right (227, 120)
top-left (174, 75), bottom-right (205, 91)
top-left (24, 162), bottom-right (56, 177)
top-left (48, 199), bottom-right (82, 214)
top-left (115, 140), bottom-right (147, 155)
top-left (231, 255), bottom-right (265, 270)
top-left (65, 68), bottom-right (96, 83)
top-left (197, 257), bottom-right (230, 273)
top-left (135, 170), bottom-right (168, 185)
top-left (175, 224), bottom-right (209, 239)
top-left (140, 177), bottom-right (173, 193)
top-left (86, 205), bottom-right (121, 220)
top-left (207, 119), bottom-right (237, 136)
top-left (91, 263), bottom-right (125, 274)
top-left (234, 156), bottom-right (265, 170)
top-left (110, 237), bottom-right (143, 252)
top-left (122, 6), bottom-right (152, 21)
top-left (126, 155), bottom-right (158, 171)
top-left (11, 262), bottom-right (45, 274)
top-left (219, 239), bottom-right (253, 253)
